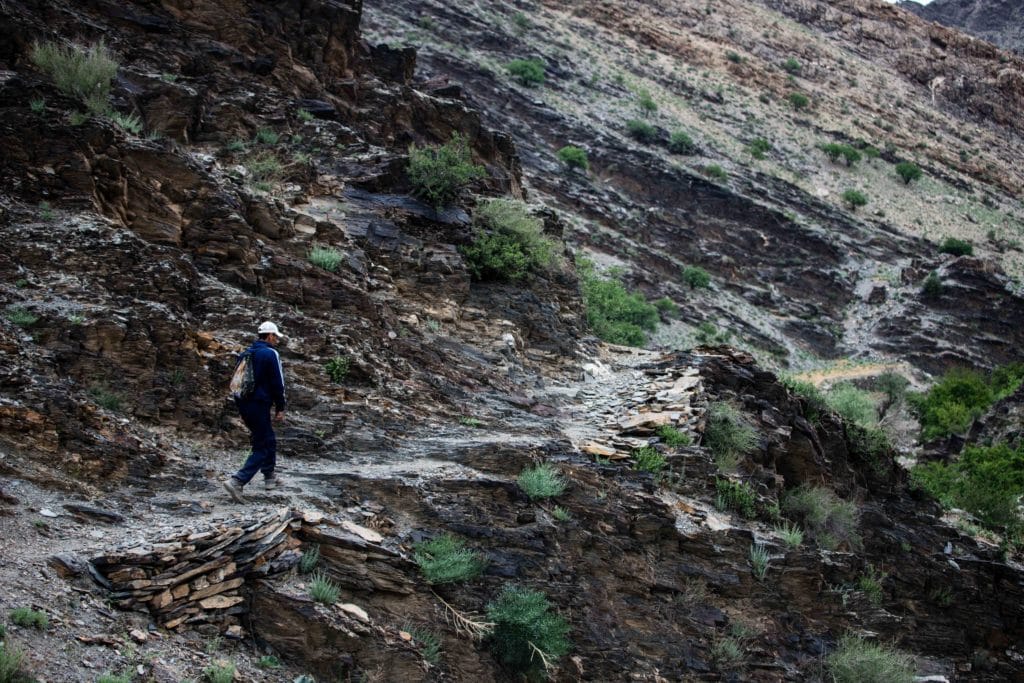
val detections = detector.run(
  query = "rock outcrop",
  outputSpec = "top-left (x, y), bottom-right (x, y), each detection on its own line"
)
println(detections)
top-left (901, 0), bottom-right (1024, 54)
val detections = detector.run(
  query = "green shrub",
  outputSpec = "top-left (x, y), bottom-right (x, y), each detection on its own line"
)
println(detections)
top-left (0, 642), bottom-right (26, 683)
top-left (657, 424), bottom-right (691, 447)
top-left (715, 478), bottom-right (757, 518)
top-left (782, 485), bottom-right (860, 550)
top-left (875, 372), bottom-right (909, 405)
top-left (203, 662), bottom-right (236, 683)
top-left (726, 51), bottom-right (744, 63)
top-left (107, 111), bottom-right (143, 135)
top-left (486, 586), bottom-right (570, 677)
top-left (552, 506), bottom-right (572, 522)
top-left (702, 164), bottom-right (727, 180)
top-left (31, 40), bottom-right (118, 114)
top-left (506, 58), bottom-right (546, 87)
top-left (407, 626), bottom-right (441, 665)
top-left (781, 376), bottom-right (829, 422)
top-left (694, 321), bottom-right (731, 345)
top-left (668, 131), bottom-right (697, 155)
top-left (255, 128), bottom-right (279, 145)
top-left (895, 161), bottom-right (922, 185)
top-left (89, 385), bottom-right (123, 411)
top-left (462, 199), bottom-right (556, 281)
top-left (912, 443), bottom-right (1024, 533)
top-left (511, 11), bottom-right (531, 32)
top-left (557, 145), bottom-right (588, 170)
top-left (826, 383), bottom-right (878, 427)
top-left (632, 446), bottom-right (666, 474)
top-left (704, 403), bottom-right (757, 471)
top-left (653, 297), bottom-right (679, 318)
top-left (243, 150), bottom-right (283, 186)
top-left (788, 92), bottom-right (809, 109)
top-left (749, 544), bottom-right (770, 580)
top-left (578, 260), bottom-right (659, 346)
top-left (518, 463), bottom-right (567, 499)
top-left (782, 57), bottom-right (802, 74)
top-left (841, 189), bottom-right (868, 210)
top-left (414, 534), bottom-right (485, 584)
top-left (857, 564), bottom-right (886, 605)
top-left (909, 365), bottom-right (1024, 441)
top-left (826, 634), bottom-right (915, 683)
top-left (4, 307), bottom-right (37, 328)
top-left (637, 88), bottom-right (657, 115)
top-left (408, 133), bottom-right (486, 209)
top-left (864, 146), bottom-right (880, 160)
top-left (325, 356), bottom-right (350, 383)
top-left (9, 608), bottom-right (47, 630)
top-left (681, 265), bottom-right (711, 289)
top-left (29, 97), bottom-right (45, 114)
top-left (299, 544), bottom-right (320, 574)
top-left (820, 143), bottom-right (861, 167)
top-left (710, 636), bottom-right (744, 670)
top-left (747, 137), bottom-right (771, 160)
top-left (309, 571), bottom-right (340, 605)
top-left (626, 119), bottom-right (658, 143)
top-left (939, 237), bottom-right (973, 257)
top-left (775, 522), bottom-right (803, 548)
top-left (256, 655), bottom-right (282, 669)
top-left (297, 108), bottom-right (314, 122)
top-left (921, 271), bottom-right (942, 297)
top-left (308, 244), bottom-right (343, 272)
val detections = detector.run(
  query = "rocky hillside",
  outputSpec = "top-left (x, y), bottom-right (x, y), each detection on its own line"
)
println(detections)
top-left (0, 0), bottom-right (1023, 681)
top-left (901, 0), bottom-right (1024, 53)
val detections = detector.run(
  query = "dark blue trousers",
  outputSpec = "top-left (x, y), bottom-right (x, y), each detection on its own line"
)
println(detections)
top-left (232, 399), bottom-right (276, 484)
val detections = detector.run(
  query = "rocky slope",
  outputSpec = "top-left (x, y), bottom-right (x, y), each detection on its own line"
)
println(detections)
top-left (901, 0), bottom-right (1024, 53)
top-left (0, 0), bottom-right (1023, 681)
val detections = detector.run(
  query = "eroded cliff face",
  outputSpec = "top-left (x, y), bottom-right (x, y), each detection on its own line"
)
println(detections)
top-left (902, 0), bottom-right (1024, 54)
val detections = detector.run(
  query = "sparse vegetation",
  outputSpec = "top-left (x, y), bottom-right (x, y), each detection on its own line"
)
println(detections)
top-left (788, 92), bottom-right (809, 109)
top-left (637, 88), bottom-right (658, 116)
top-left (653, 297), bottom-right (679, 318)
top-left (715, 478), bottom-right (757, 518)
top-left (749, 543), bottom-right (770, 580)
top-left (826, 383), bottom-right (878, 427)
top-left (668, 131), bottom-right (697, 155)
top-left (858, 564), bottom-right (886, 605)
top-left (414, 534), bottom-right (486, 584)
top-left (747, 137), bottom-right (771, 160)
top-left (407, 626), bottom-right (442, 665)
top-left (782, 57), bottom-right (802, 74)
top-left (921, 271), bottom-right (942, 297)
top-left (826, 634), bottom-right (915, 683)
top-left (517, 463), bottom-right (567, 500)
top-left (710, 635), bottom-right (744, 670)
top-left (4, 307), bottom-right (37, 329)
top-left (557, 145), bottom-right (588, 171)
top-left (89, 385), bottom-right (124, 412)
top-left (486, 586), bottom-right (570, 677)
top-left (895, 161), bottom-right (923, 185)
top-left (203, 662), bottom-right (236, 683)
top-left (0, 642), bottom-right (26, 683)
top-left (256, 655), bottom-right (282, 669)
top-left (462, 198), bottom-right (557, 281)
top-left (578, 260), bottom-right (659, 346)
top-left (31, 40), bottom-right (117, 114)
top-left (782, 485), bottom-right (860, 550)
top-left (407, 133), bottom-right (486, 209)
top-left (255, 127), bottom-right (279, 145)
top-left (242, 150), bottom-right (283, 187)
top-left (299, 544), bottom-right (320, 574)
top-left (308, 244), bottom-right (343, 272)
top-left (775, 522), bottom-right (803, 548)
top-left (821, 142), bottom-right (861, 167)
top-left (324, 356), bottom-right (350, 383)
top-left (39, 200), bottom-right (55, 222)
top-left (632, 445), bottom-right (666, 474)
top-left (552, 506), bottom-right (572, 522)
top-left (939, 237), bottom-right (973, 257)
top-left (296, 108), bottom-right (314, 123)
top-left (309, 571), bottom-right (340, 605)
top-left (96, 673), bottom-right (131, 683)
top-left (29, 98), bottom-right (45, 114)
top-left (908, 364), bottom-right (1024, 441)
top-left (9, 608), bottom-right (47, 630)
top-left (702, 164), bottom-right (727, 180)
top-left (841, 189), bottom-right (868, 211)
top-left (657, 424), bottom-right (691, 447)
top-left (703, 403), bottom-right (757, 471)
top-left (506, 58), bottom-right (546, 87)
top-left (626, 119), bottom-right (658, 143)
top-left (107, 110), bottom-right (143, 135)
top-left (681, 265), bottom-right (711, 290)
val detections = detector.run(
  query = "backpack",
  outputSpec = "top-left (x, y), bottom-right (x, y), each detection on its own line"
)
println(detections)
top-left (229, 350), bottom-right (256, 400)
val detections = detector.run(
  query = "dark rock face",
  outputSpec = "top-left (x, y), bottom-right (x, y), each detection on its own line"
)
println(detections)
top-left (901, 0), bottom-right (1024, 54)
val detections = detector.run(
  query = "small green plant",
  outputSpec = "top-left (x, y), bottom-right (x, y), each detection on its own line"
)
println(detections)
top-left (702, 164), bottom-right (727, 180)
top-left (668, 130), bottom-right (697, 155)
top-left (511, 11), bottom-right (531, 32)
top-left (309, 571), bottom-right (340, 605)
top-left (703, 403), bottom-right (757, 471)
top-left (775, 522), bottom-right (803, 548)
top-left (9, 607), bottom-right (47, 630)
top-left (308, 244), bottom-right (343, 272)
top-left (841, 189), bottom-right (868, 211)
top-left (4, 307), bottom-right (38, 328)
top-left (895, 161), bottom-right (922, 185)
top-left (39, 200), bottom-right (55, 221)
top-left (255, 128), bottom-right (279, 145)
top-left (939, 237), bottom-right (973, 257)
top-left (749, 544), bottom-right (770, 580)
top-left (408, 133), bottom-right (486, 208)
top-left (69, 111), bottom-right (89, 126)
top-left (626, 118), bottom-right (658, 143)
top-left (875, 371), bottom-right (909, 406)
top-left (921, 271), bottom-right (942, 297)
top-left (857, 564), bottom-right (886, 605)
top-left (726, 51), bottom-right (744, 63)
top-left (297, 108), bottom-right (314, 122)
top-left (299, 544), bottom-right (320, 574)
top-left (657, 425), bottom-right (691, 447)
top-left (461, 198), bottom-right (556, 281)
top-left (29, 97), bottom-right (45, 113)
top-left (578, 267), bottom-right (659, 346)
top-left (0, 642), bottom-right (27, 683)
top-left (407, 626), bottom-right (442, 665)
top-left (89, 385), bottom-right (123, 411)
top-left (632, 445), bottom-right (666, 474)
top-left (782, 485), bottom-right (860, 550)
top-left (826, 383), bottom-right (878, 427)
top-left (242, 150), bottom-right (283, 187)
top-left (681, 265), bottom-right (711, 289)
top-left (518, 463), bottom-right (567, 500)
top-left (715, 479), bottom-right (757, 518)
top-left (506, 58), bottom-right (545, 87)
top-left (31, 40), bottom-right (118, 114)
top-left (820, 143), bottom-right (861, 167)
top-left (788, 92), bottom-right (809, 109)
top-left (324, 356), bottom-right (350, 383)
top-left (256, 654), bottom-right (282, 668)
top-left (486, 586), bottom-right (570, 677)
top-left (414, 534), bottom-right (486, 584)
top-left (782, 57), bottom-right (802, 74)
top-left (826, 634), bottom-right (915, 683)
top-left (226, 139), bottom-right (246, 153)
top-left (747, 137), bottom-right (771, 160)
top-left (459, 416), bottom-right (484, 427)
top-left (96, 673), bottom-right (132, 683)
top-left (551, 506), bottom-right (572, 522)
top-left (203, 662), bottom-right (236, 683)
top-left (653, 297), bottom-right (679, 318)
top-left (107, 110), bottom-right (143, 135)
top-left (637, 88), bottom-right (658, 116)
top-left (557, 145), bottom-right (588, 171)
top-left (710, 635), bottom-right (744, 670)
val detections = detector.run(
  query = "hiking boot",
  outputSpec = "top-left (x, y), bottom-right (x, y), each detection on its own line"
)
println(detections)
top-left (223, 477), bottom-right (245, 503)
top-left (264, 474), bottom-right (282, 490)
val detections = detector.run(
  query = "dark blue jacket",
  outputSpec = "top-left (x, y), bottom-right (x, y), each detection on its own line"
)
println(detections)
top-left (240, 340), bottom-right (286, 411)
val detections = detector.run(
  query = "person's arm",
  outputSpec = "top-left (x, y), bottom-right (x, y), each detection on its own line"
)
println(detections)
top-left (268, 348), bottom-right (286, 414)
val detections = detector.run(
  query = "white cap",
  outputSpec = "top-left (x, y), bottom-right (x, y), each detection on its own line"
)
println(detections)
top-left (257, 321), bottom-right (282, 336)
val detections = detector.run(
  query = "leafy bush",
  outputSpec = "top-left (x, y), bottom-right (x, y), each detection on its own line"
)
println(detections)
top-left (632, 446), bottom-right (666, 474)
top-left (309, 571), bottom-right (340, 605)
top-left (9, 608), bottom-right (47, 630)
top-left (408, 133), bottom-right (486, 209)
top-left (517, 463), bottom-right (566, 499)
top-left (820, 143), bottom-right (861, 167)
top-left (909, 365), bottom-right (1024, 441)
top-left (875, 372), bottom-right (910, 405)
top-left (557, 145), bottom-right (588, 170)
top-left (912, 443), bottom-right (1024, 533)
top-left (653, 297), bottom-right (678, 318)
top-left (325, 356), bottom-right (350, 383)
top-left (715, 478), bottom-right (757, 518)
top-left (309, 244), bottom-right (343, 272)
top-left (895, 161), bottom-right (922, 185)
top-left (747, 137), bottom-right (771, 160)
top-left (506, 58), bottom-right (545, 87)
top-left (788, 92), bottom-right (809, 109)
top-left (841, 189), bottom-right (868, 210)
top-left (826, 634), bottom-right (915, 683)
top-left (782, 485), bottom-right (860, 550)
top-left (31, 40), bottom-right (118, 114)
top-left (939, 237), bottom-right (973, 257)
top-left (704, 403), bottom-right (757, 471)
top-left (782, 57), bottom-right (802, 74)
top-left (486, 586), bottom-right (570, 677)
top-left (626, 119), bottom-right (658, 143)
top-left (578, 261), bottom-right (659, 346)
top-left (414, 534), bottom-right (486, 584)
top-left (657, 425), bottom-right (691, 447)
top-left (826, 383), bottom-right (878, 427)
top-left (462, 199), bottom-right (556, 281)
top-left (702, 164), bottom-right (727, 180)
top-left (681, 265), bottom-right (711, 289)
top-left (668, 131), bottom-right (697, 155)
top-left (921, 271), bottom-right (942, 297)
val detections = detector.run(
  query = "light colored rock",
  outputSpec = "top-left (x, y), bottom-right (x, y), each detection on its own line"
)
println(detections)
top-left (338, 602), bottom-right (369, 622)
top-left (582, 442), bottom-right (617, 457)
top-left (129, 629), bottom-right (148, 643)
top-left (341, 520), bottom-right (383, 543)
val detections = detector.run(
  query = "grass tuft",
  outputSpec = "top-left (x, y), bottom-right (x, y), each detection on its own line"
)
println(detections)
top-left (202, 662), bottom-right (236, 683)
top-left (703, 403), bottom-right (757, 472)
top-left (656, 424), bottom-right (691, 447)
top-left (31, 40), bottom-right (117, 114)
top-left (413, 534), bottom-right (485, 585)
top-left (782, 485), bottom-right (860, 550)
top-left (826, 634), bottom-right (915, 683)
top-left (775, 522), bottom-right (804, 548)
top-left (308, 244), bottom-right (343, 272)
top-left (9, 608), bottom-right (47, 630)
top-left (308, 571), bottom-right (340, 605)
top-left (298, 544), bottom-right (320, 574)
top-left (749, 544), bottom-right (769, 580)
top-left (632, 446), bottom-right (666, 474)
top-left (486, 586), bottom-right (570, 677)
top-left (517, 463), bottom-right (567, 500)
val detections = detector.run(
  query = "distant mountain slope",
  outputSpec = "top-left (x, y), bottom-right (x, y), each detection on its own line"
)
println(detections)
top-left (901, 0), bottom-right (1024, 53)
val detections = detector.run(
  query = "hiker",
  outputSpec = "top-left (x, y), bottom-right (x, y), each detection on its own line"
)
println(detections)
top-left (223, 321), bottom-right (286, 502)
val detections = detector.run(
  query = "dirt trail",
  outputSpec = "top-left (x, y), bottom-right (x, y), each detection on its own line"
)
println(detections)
top-left (790, 360), bottom-right (909, 386)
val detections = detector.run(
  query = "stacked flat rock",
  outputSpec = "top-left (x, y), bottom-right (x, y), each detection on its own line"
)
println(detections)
top-left (90, 508), bottom-right (300, 629)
